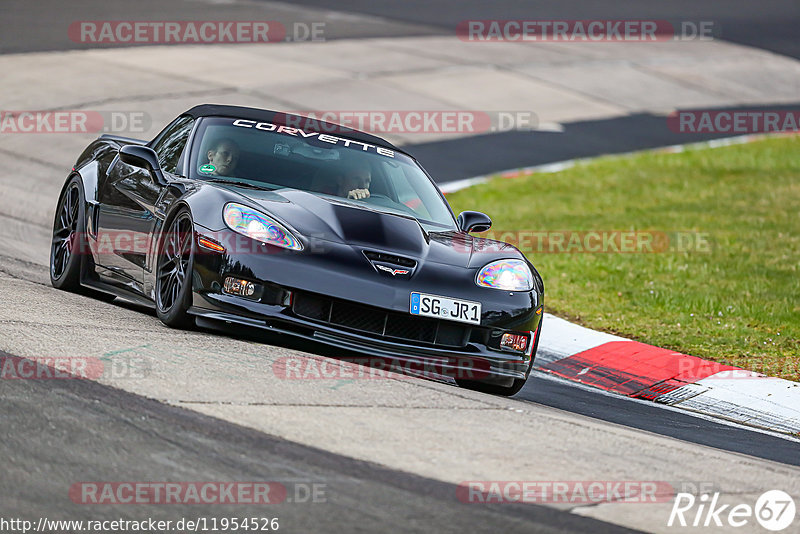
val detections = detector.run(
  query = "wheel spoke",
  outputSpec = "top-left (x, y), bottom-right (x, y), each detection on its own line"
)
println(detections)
top-left (160, 274), bottom-right (174, 306)
top-left (64, 189), bottom-right (75, 227)
top-left (57, 242), bottom-right (68, 262)
top-left (69, 193), bottom-right (79, 227)
top-left (170, 277), bottom-right (179, 305)
top-left (161, 254), bottom-right (177, 270)
top-left (54, 224), bottom-right (71, 237)
top-left (175, 225), bottom-right (185, 253)
top-left (172, 224), bottom-right (182, 256)
top-left (178, 224), bottom-right (192, 255)
top-left (65, 232), bottom-right (76, 252)
top-left (58, 209), bottom-right (69, 231)
top-left (164, 234), bottom-right (176, 261)
top-left (158, 267), bottom-right (176, 281)
top-left (53, 244), bottom-right (66, 273)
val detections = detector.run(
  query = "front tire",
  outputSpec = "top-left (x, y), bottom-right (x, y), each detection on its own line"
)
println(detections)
top-left (457, 321), bottom-right (543, 396)
top-left (457, 373), bottom-right (529, 397)
top-left (155, 209), bottom-right (196, 328)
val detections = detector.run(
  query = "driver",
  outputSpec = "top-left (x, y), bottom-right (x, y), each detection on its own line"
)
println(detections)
top-left (205, 138), bottom-right (240, 176)
top-left (338, 160), bottom-right (371, 200)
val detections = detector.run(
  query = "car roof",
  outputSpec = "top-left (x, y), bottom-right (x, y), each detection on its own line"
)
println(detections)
top-left (184, 104), bottom-right (405, 155)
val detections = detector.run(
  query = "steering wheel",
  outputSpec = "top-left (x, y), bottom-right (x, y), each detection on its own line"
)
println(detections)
top-left (362, 194), bottom-right (419, 217)
top-left (363, 193), bottom-right (393, 203)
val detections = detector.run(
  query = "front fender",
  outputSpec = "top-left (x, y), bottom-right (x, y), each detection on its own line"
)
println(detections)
top-left (142, 181), bottom-right (238, 298)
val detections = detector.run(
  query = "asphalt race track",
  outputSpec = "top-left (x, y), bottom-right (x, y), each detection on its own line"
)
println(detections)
top-left (288, 0), bottom-right (800, 60)
top-left (1, 1), bottom-right (799, 533)
top-left (2, 363), bottom-right (637, 534)
top-left (5, 0), bottom-right (799, 59)
top-left (517, 376), bottom-right (800, 467)
top-left (408, 104), bottom-right (800, 183)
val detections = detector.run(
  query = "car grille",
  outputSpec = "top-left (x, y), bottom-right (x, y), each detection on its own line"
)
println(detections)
top-left (292, 292), bottom-right (470, 347)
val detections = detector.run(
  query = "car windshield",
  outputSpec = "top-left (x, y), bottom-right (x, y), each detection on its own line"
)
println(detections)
top-left (189, 117), bottom-right (457, 231)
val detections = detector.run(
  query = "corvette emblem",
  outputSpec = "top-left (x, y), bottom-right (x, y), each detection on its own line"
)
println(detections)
top-left (375, 264), bottom-right (410, 276)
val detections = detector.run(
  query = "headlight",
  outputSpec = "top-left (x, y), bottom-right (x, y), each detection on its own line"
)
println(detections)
top-left (476, 259), bottom-right (533, 291)
top-left (223, 203), bottom-right (303, 251)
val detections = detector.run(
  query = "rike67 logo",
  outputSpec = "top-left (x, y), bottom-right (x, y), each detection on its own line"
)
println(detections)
top-left (669, 490), bottom-right (796, 531)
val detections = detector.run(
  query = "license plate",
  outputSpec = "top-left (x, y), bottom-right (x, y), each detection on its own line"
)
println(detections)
top-left (409, 292), bottom-right (481, 325)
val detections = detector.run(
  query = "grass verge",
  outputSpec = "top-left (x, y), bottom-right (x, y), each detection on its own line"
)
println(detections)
top-left (446, 135), bottom-right (800, 380)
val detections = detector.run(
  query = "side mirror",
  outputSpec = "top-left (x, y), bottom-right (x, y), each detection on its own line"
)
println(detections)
top-left (119, 145), bottom-right (166, 184)
top-left (457, 211), bottom-right (492, 233)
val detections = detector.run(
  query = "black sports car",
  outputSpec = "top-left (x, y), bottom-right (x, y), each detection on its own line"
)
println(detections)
top-left (50, 104), bottom-right (544, 395)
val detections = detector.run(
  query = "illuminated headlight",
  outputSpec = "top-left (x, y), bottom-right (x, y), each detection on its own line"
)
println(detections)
top-left (476, 259), bottom-right (533, 291)
top-left (223, 203), bottom-right (302, 251)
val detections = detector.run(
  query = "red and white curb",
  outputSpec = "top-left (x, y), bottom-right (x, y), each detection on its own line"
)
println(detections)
top-left (440, 135), bottom-right (800, 437)
top-left (535, 314), bottom-right (800, 436)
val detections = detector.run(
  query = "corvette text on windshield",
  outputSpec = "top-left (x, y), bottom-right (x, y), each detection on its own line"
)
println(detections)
top-left (232, 119), bottom-right (396, 158)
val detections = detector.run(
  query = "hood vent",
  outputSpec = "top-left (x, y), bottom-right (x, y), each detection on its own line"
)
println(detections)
top-left (363, 250), bottom-right (417, 268)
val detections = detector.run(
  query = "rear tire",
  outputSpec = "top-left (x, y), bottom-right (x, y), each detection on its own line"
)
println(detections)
top-left (155, 209), bottom-right (196, 329)
top-left (50, 176), bottom-right (86, 291)
top-left (50, 176), bottom-right (117, 303)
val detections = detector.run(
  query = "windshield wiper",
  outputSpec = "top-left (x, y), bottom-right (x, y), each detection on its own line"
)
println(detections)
top-left (203, 178), bottom-right (274, 191)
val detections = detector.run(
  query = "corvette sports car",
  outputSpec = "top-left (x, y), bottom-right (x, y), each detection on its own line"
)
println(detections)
top-left (50, 104), bottom-right (544, 395)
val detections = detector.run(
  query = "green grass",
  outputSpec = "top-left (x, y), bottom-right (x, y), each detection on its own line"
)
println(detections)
top-left (447, 136), bottom-right (800, 380)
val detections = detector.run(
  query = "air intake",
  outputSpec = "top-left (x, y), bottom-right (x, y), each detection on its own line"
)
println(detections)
top-left (363, 250), bottom-right (417, 268)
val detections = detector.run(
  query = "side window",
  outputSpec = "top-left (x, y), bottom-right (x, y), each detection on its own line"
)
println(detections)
top-left (151, 116), bottom-right (194, 175)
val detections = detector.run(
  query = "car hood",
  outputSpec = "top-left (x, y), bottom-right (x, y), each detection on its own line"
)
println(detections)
top-left (229, 187), bottom-right (523, 269)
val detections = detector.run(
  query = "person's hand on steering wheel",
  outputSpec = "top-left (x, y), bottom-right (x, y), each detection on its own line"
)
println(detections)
top-left (347, 188), bottom-right (371, 200)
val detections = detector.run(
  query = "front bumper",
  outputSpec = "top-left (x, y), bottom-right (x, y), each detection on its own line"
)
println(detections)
top-left (187, 229), bottom-right (543, 383)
